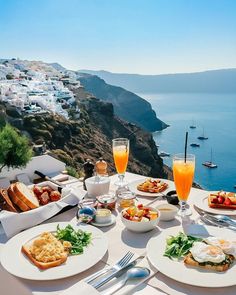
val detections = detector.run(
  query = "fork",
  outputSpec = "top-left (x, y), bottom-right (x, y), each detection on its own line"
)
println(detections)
top-left (91, 251), bottom-right (134, 289)
top-left (85, 251), bottom-right (134, 284)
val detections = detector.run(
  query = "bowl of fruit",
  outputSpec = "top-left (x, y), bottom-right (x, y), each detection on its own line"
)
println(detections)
top-left (121, 204), bottom-right (160, 232)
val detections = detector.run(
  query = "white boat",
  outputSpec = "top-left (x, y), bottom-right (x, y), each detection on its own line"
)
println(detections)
top-left (189, 119), bottom-right (196, 129)
top-left (202, 149), bottom-right (217, 168)
top-left (198, 128), bottom-right (208, 140)
top-left (159, 151), bottom-right (170, 157)
top-left (190, 143), bottom-right (200, 147)
top-left (202, 161), bottom-right (217, 168)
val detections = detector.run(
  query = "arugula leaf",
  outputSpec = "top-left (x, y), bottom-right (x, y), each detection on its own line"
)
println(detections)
top-left (55, 224), bottom-right (92, 255)
top-left (164, 232), bottom-right (202, 259)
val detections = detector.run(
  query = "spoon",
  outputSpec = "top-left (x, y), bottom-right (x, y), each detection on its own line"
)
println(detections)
top-left (207, 214), bottom-right (236, 227)
top-left (104, 267), bottom-right (150, 295)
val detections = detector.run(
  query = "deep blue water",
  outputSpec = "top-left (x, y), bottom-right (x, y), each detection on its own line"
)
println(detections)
top-left (138, 93), bottom-right (236, 191)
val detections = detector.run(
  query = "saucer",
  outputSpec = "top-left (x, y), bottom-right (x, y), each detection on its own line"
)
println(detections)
top-left (91, 215), bottom-right (116, 227)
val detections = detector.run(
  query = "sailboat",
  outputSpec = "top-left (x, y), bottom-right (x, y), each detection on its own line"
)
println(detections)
top-left (189, 119), bottom-right (196, 129)
top-left (202, 149), bottom-right (217, 168)
top-left (198, 128), bottom-right (208, 140)
top-left (190, 143), bottom-right (200, 147)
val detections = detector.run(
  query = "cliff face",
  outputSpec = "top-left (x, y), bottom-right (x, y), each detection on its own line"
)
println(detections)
top-left (78, 74), bottom-right (168, 132)
top-left (0, 88), bottom-right (166, 178)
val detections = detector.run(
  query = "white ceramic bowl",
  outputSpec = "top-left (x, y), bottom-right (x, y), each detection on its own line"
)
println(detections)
top-left (121, 207), bottom-right (160, 232)
top-left (155, 203), bottom-right (178, 221)
top-left (85, 176), bottom-right (110, 198)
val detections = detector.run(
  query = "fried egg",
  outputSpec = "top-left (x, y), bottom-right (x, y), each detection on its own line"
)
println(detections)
top-left (205, 237), bottom-right (236, 258)
top-left (190, 241), bottom-right (225, 263)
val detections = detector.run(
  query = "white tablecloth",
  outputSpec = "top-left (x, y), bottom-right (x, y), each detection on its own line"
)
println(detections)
top-left (0, 172), bottom-right (236, 295)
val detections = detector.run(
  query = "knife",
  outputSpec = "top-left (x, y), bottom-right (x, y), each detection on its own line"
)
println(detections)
top-left (34, 170), bottom-right (63, 192)
top-left (195, 207), bottom-right (236, 231)
top-left (91, 255), bottom-right (145, 289)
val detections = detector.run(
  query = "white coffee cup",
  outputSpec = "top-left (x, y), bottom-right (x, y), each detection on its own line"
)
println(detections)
top-left (85, 176), bottom-right (110, 198)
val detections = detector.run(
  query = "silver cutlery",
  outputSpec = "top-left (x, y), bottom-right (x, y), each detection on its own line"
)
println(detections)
top-left (195, 207), bottom-right (236, 231)
top-left (85, 251), bottom-right (134, 285)
top-left (92, 253), bottom-right (142, 289)
top-left (102, 267), bottom-right (150, 295)
top-left (206, 214), bottom-right (236, 227)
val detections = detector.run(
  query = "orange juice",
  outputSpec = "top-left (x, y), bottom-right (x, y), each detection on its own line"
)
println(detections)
top-left (173, 160), bottom-right (195, 201)
top-left (113, 146), bottom-right (129, 174)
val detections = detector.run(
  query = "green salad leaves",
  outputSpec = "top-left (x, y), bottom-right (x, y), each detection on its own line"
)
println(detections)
top-left (164, 232), bottom-right (202, 259)
top-left (55, 224), bottom-right (92, 255)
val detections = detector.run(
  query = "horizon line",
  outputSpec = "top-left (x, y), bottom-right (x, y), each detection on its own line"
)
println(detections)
top-left (1, 56), bottom-right (236, 76)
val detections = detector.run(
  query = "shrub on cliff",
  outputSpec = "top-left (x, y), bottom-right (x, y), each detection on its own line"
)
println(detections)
top-left (0, 124), bottom-right (32, 172)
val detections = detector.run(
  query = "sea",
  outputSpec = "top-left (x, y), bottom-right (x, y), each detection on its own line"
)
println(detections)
top-left (138, 92), bottom-right (236, 192)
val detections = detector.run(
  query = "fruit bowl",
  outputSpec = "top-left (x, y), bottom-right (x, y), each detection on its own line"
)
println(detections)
top-left (121, 205), bottom-right (160, 232)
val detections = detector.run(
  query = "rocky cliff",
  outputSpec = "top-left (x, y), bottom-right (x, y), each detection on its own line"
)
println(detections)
top-left (0, 87), bottom-right (166, 178)
top-left (78, 74), bottom-right (168, 132)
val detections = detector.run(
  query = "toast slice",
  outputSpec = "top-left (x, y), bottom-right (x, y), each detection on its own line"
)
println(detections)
top-left (208, 193), bottom-right (236, 210)
top-left (22, 244), bottom-right (68, 270)
top-left (8, 184), bottom-right (30, 212)
top-left (14, 182), bottom-right (39, 209)
top-left (21, 232), bottom-right (68, 270)
top-left (184, 253), bottom-right (235, 272)
top-left (0, 189), bottom-right (18, 212)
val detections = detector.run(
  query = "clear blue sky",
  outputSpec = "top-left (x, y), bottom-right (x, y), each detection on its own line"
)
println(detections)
top-left (0, 0), bottom-right (236, 74)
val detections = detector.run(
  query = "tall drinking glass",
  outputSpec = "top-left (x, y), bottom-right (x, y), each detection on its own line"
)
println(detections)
top-left (112, 138), bottom-right (129, 187)
top-left (173, 154), bottom-right (195, 216)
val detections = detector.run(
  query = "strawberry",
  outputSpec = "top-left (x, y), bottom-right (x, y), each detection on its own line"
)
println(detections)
top-left (137, 204), bottom-right (144, 209)
top-left (224, 197), bottom-right (232, 206)
top-left (211, 197), bottom-right (218, 204)
top-left (218, 196), bottom-right (225, 204)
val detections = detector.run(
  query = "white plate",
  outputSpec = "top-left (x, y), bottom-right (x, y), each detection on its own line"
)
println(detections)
top-left (0, 222), bottom-right (108, 280)
top-left (194, 191), bottom-right (236, 216)
top-left (147, 225), bottom-right (236, 287)
top-left (91, 214), bottom-right (116, 227)
top-left (128, 179), bottom-right (170, 198)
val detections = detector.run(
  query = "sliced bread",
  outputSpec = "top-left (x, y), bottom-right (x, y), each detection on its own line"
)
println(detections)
top-left (14, 182), bottom-right (39, 209)
top-left (0, 189), bottom-right (18, 212)
top-left (184, 253), bottom-right (234, 272)
top-left (22, 244), bottom-right (68, 269)
top-left (8, 184), bottom-right (30, 212)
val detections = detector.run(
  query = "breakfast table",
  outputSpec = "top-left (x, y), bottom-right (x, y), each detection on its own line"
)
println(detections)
top-left (0, 172), bottom-right (236, 295)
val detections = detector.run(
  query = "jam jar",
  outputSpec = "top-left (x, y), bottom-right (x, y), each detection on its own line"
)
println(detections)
top-left (117, 191), bottom-right (136, 208)
top-left (96, 194), bottom-right (117, 210)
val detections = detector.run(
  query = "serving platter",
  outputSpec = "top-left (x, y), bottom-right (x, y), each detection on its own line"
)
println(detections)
top-left (0, 222), bottom-right (108, 280)
top-left (194, 191), bottom-right (236, 216)
top-left (128, 178), bottom-right (172, 198)
top-left (147, 225), bottom-right (236, 288)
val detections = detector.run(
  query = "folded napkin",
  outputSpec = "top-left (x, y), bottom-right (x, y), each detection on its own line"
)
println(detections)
top-left (61, 256), bottom-right (157, 295)
top-left (0, 187), bottom-right (86, 238)
top-left (62, 281), bottom-right (100, 295)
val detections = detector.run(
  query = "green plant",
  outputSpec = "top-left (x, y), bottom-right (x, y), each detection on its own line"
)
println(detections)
top-left (0, 124), bottom-right (33, 172)
top-left (66, 166), bottom-right (79, 178)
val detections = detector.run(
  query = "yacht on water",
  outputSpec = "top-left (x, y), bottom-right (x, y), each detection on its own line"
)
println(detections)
top-left (189, 119), bottom-right (196, 129)
top-left (159, 151), bottom-right (170, 157)
top-left (198, 128), bottom-right (208, 140)
top-left (202, 149), bottom-right (217, 168)
top-left (190, 143), bottom-right (200, 147)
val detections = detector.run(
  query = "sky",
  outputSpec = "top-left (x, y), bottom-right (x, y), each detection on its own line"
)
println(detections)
top-left (0, 0), bottom-right (236, 74)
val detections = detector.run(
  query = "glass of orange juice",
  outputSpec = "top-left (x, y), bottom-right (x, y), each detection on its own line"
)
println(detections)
top-left (173, 153), bottom-right (195, 216)
top-left (112, 138), bottom-right (129, 187)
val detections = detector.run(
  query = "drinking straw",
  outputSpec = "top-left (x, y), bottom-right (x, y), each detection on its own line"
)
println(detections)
top-left (184, 131), bottom-right (188, 163)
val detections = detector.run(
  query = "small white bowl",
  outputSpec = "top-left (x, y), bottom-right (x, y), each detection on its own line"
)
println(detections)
top-left (121, 207), bottom-right (160, 232)
top-left (156, 203), bottom-right (178, 221)
top-left (85, 176), bottom-right (110, 198)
